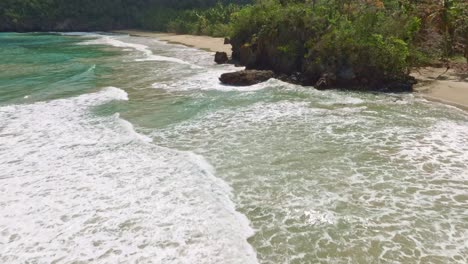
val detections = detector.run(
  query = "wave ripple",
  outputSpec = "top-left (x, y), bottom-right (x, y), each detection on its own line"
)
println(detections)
top-left (0, 87), bottom-right (257, 263)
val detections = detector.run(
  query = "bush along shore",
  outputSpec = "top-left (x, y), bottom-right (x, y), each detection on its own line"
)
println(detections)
top-left (221, 0), bottom-right (467, 91)
top-left (227, 2), bottom-right (415, 90)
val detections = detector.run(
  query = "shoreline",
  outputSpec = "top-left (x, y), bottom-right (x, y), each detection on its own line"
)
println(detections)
top-left (114, 30), bottom-right (468, 111)
top-left (113, 29), bottom-right (232, 55)
top-left (411, 67), bottom-right (468, 111)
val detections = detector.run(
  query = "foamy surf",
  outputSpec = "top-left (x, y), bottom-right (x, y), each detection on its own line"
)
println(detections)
top-left (151, 92), bottom-right (468, 263)
top-left (152, 72), bottom-right (294, 92)
top-left (80, 35), bottom-right (195, 66)
top-left (0, 87), bottom-right (257, 263)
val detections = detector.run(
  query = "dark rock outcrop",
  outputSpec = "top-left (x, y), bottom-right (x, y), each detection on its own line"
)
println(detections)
top-left (224, 38), bottom-right (231, 45)
top-left (219, 70), bottom-right (274, 86)
top-left (214, 52), bottom-right (229, 64)
top-left (230, 34), bottom-right (415, 92)
top-left (378, 75), bottom-right (417, 92)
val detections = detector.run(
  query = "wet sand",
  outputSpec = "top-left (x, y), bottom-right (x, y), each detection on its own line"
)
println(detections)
top-left (412, 67), bottom-right (468, 110)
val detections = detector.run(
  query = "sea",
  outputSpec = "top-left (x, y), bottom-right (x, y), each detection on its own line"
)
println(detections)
top-left (0, 32), bottom-right (467, 263)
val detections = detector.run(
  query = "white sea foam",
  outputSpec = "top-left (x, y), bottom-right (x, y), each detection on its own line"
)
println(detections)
top-left (152, 72), bottom-right (293, 92)
top-left (303, 210), bottom-right (336, 226)
top-left (57, 32), bottom-right (103, 36)
top-left (80, 36), bottom-right (194, 66)
top-left (0, 87), bottom-right (257, 263)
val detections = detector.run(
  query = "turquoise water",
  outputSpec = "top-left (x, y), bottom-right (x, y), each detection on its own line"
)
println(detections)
top-left (0, 33), bottom-right (467, 263)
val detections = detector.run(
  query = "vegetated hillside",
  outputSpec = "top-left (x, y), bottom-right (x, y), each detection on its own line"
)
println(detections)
top-left (0, 0), bottom-right (251, 31)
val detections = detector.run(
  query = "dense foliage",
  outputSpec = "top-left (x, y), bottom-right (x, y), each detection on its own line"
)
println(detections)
top-left (165, 3), bottom-right (241, 37)
top-left (227, 0), bottom-right (467, 89)
top-left (230, 1), bottom-right (413, 87)
top-left (0, 0), bottom-right (250, 31)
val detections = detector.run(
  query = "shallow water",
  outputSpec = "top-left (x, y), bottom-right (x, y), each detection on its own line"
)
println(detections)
top-left (0, 33), bottom-right (467, 263)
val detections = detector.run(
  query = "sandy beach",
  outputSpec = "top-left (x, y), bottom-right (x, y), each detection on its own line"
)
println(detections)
top-left (116, 30), bottom-right (468, 110)
top-left (114, 30), bottom-right (232, 55)
top-left (412, 67), bottom-right (468, 110)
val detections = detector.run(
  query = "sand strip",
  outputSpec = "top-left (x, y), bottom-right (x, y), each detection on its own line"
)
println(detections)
top-left (114, 30), bottom-right (232, 55)
top-left (412, 67), bottom-right (468, 111)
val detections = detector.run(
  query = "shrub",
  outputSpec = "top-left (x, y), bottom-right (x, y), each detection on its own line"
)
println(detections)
top-left (229, 0), bottom-right (423, 87)
top-left (165, 3), bottom-right (242, 37)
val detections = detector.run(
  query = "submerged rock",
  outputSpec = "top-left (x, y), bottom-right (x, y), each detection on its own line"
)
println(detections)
top-left (219, 70), bottom-right (274, 86)
top-left (214, 52), bottom-right (229, 64)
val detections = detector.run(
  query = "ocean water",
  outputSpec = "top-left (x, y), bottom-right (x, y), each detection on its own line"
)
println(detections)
top-left (0, 33), bottom-right (467, 263)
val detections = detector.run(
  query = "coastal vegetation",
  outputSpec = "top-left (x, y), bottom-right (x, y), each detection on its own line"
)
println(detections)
top-left (226, 0), bottom-right (467, 90)
top-left (230, 0), bottom-right (418, 89)
top-left (0, 0), bottom-right (249, 32)
top-left (1, 0), bottom-right (466, 90)
top-left (231, 0), bottom-right (466, 90)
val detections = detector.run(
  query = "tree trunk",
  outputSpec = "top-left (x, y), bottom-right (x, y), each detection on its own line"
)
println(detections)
top-left (464, 42), bottom-right (468, 64)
